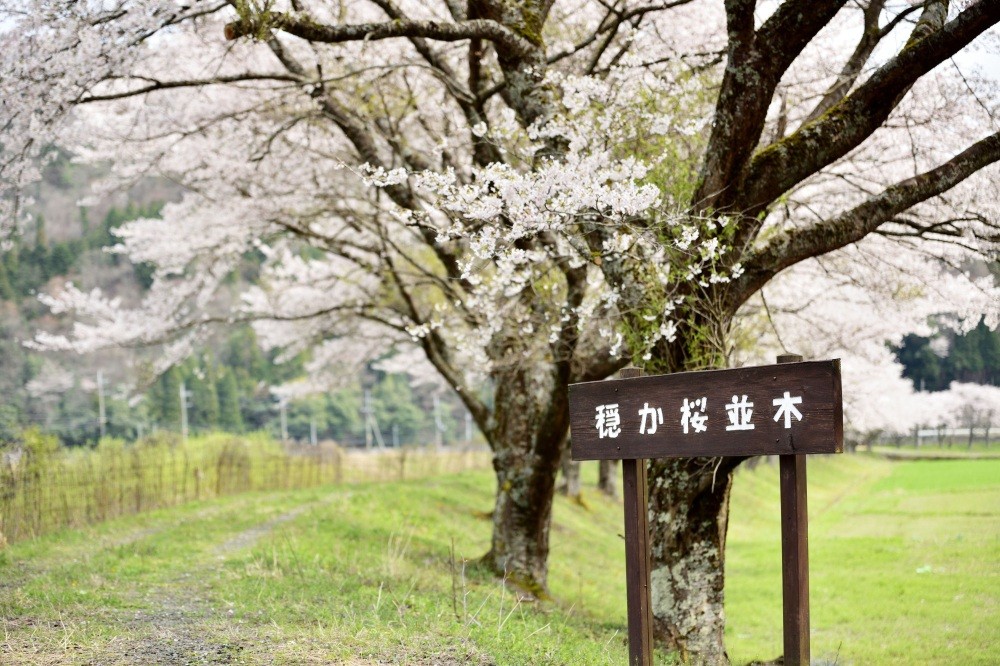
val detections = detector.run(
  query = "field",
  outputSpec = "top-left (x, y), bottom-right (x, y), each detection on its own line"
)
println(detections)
top-left (1, 448), bottom-right (997, 665)
top-left (725, 455), bottom-right (999, 665)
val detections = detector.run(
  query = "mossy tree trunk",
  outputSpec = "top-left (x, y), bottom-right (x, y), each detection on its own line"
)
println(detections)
top-left (480, 358), bottom-right (571, 595)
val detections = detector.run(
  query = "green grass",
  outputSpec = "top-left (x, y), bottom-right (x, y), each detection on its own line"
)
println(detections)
top-left (2, 455), bottom-right (997, 664)
top-left (1, 466), bottom-right (643, 665)
top-left (726, 455), bottom-right (1000, 665)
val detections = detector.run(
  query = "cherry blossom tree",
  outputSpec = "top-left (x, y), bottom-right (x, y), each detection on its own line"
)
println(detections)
top-left (2, 1), bottom-right (1000, 663)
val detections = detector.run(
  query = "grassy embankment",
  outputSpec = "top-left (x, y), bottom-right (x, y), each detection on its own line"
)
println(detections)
top-left (1, 447), bottom-right (997, 664)
top-left (0, 431), bottom-right (488, 545)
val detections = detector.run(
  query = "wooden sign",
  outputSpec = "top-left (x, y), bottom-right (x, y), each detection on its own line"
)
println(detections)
top-left (569, 359), bottom-right (843, 460)
top-left (568, 357), bottom-right (843, 666)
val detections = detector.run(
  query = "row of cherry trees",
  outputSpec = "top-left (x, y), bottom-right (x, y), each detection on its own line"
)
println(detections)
top-left (2, 1), bottom-right (999, 663)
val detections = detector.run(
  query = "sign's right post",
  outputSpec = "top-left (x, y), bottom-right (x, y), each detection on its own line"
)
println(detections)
top-left (778, 353), bottom-right (809, 666)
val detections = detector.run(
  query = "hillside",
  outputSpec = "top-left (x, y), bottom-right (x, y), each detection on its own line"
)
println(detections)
top-left (0, 153), bottom-right (474, 448)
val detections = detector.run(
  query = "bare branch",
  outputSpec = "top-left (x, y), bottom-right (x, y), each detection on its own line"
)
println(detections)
top-left (734, 130), bottom-right (1000, 305)
top-left (546, 0), bottom-right (695, 67)
top-left (77, 73), bottom-right (304, 103)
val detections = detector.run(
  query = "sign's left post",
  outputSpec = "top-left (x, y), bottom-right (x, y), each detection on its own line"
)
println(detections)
top-left (619, 367), bottom-right (653, 666)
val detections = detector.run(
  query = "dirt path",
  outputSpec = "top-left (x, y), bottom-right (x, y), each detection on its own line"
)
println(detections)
top-left (2, 493), bottom-right (342, 666)
top-left (100, 495), bottom-right (341, 666)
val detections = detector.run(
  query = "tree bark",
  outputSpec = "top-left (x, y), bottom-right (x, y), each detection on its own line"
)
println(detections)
top-left (480, 360), bottom-right (569, 596)
top-left (559, 442), bottom-right (582, 500)
top-left (647, 456), bottom-right (742, 665)
top-left (485, 448), bottom-right (560, 596)
top-left (598, 459), bottom-right (618, 497)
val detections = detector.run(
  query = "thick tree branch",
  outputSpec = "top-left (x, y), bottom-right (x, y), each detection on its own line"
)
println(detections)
top-left (225, 12), bottom-right (537, 61)
top-left (739, 1), bottom-right (1000, 215)
top-left (692, 0), bottom-right (847, 213)
top-left (733, 130), bottom-right (1000, 306)
top-left (571, 348), bottom-right (630, 383)
top-left (365, 0), bottom-right (479, 108)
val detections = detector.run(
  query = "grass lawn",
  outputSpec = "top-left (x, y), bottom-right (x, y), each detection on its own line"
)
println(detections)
top-left (1, 454), bottom-right (997, 664)
top-left (726, 455), bottom-right (1000, 665)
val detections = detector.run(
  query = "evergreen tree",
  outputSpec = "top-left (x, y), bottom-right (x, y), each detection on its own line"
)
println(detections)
top-left (152, 366), bottom-right (182, 431)
top-left (16, 245), bottom-right (42, 296)
top-left (187, 363), bottom-right (220, 432)
top-left (285, 396), bottom-right (326, 441)
top-left (0, 263), bottom-right (15, 301)
top-left (216, 368), bottom-right (243, 432)
top-left (374, 374), bottom-right (428, 445)
top-left (34, 214), bottom-right (47, 249)
top-left (48, 242), bottom-right (74, 277)
top-left (894, 334), bottom-right (947, 391)
top-left (2, 249), bottom-right (19, 296)
top-left (893, 321), bottom-right (1000, 390)
top-left (221, 327), bottom-right (270, 387)
top-left (79, 206), bottom-right (90, 235)
top-left (0, 404), bottom-right (21, 443)
top-left (54, 382), bottom-right (99, 447)
top-left (324, 390), bottom-right (361, 442)
top-left (951, 329), bottom-right (986, 384)
top-left (979, 324), bottom-right (1000, 385)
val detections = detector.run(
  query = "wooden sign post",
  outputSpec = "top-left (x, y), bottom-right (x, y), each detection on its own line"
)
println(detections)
top-left (569, 357), bottom-right (842, 666)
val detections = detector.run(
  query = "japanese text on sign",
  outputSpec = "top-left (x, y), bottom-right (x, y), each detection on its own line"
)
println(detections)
top-left (594, 390), bottom-right (803, 439)
top-left (568, 360), bottom-right (844, 459)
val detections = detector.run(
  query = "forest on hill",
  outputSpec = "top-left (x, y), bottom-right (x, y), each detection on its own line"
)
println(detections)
top-left (0, 152), bottom-right (471, 448)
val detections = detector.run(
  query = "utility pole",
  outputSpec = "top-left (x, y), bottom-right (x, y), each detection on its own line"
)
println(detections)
top-left (310, 417), bottom-right (318, 446)
top-left (363, 389), bottom-right (372, 449)
top-left (97, 371), bottom-right (107, 439)
top-left (180, 382), bottom-right (190, 441)
top-left (361, 389), bottom-right (386, 449)
top-left (465, 410), bottom-right (472, 444)
top-left (433, 394), bottom-right (445, 448)
top-left (392, 423), bottom-right (399, 448)
top-left (279, 398), bottom-right (288, 443)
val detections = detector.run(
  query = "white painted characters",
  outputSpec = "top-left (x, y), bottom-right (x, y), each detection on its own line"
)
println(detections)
top-left (680, 397), bottom-right (708, 434)
top-left (725, 395), bottom-right (755, 431)
top-left (638, 403), bottom-right (664, 435)
top-left (595, 404), bottom-right (622, 439)
top-left (591, 391), bottom-right (809, 437)
top-left (773, 392), bottom-right (804, 428)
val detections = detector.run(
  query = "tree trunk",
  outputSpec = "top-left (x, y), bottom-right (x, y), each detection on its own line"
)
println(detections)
top-left (647, 456), bottom-right (742, 665)
top-left (558, 441), bottom-right (582, 499)
top-left (480, 361), bottom-right (569, 596)
top-left (484, 449), bottom-right (560, 596)
top-left (598, 459), bottom-right (618, 497)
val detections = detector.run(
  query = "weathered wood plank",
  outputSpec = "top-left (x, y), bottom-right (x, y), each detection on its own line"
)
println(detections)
top-left (569, 360), bottom-right (842, 460)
